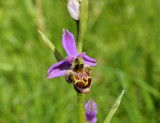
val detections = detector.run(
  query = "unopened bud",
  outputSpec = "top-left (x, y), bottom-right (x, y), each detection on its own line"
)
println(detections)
top-left (68, 0), bottom-right (80, 20)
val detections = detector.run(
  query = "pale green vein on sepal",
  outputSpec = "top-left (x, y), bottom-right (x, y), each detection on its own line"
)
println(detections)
top-left (104, 90), bottom-right (125, 123)
top-left (38, 30), bottom-right (64, 62)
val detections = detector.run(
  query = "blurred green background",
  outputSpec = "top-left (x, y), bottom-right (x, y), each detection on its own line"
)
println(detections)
top-left (0, 0), bottom-right (160, 122)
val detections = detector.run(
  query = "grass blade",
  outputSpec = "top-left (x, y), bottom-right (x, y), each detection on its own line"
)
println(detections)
top-left (104, 90), bottom-right (125, 123)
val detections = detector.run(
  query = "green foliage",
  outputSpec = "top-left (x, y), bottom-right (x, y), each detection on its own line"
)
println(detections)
top-left (38, 30), bottom-right (64, 62)
top-left (104, 90), bottom-right (125, 123)
top-left (0, 0), bottom-right (160, 122)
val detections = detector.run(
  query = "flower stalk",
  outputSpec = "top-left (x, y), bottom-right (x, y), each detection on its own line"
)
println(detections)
top-left (76, 0), bottom-right (88, 123)
top-left (77, 0), bottom-right (88, 53)
top-left (77, 93), bottom-right (85, 123)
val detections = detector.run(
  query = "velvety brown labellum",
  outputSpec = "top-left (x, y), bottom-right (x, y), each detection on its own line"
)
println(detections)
top-left (65, 57), bottom-right (92, 94)
top-left (73, 67), bottom-right (91, 94)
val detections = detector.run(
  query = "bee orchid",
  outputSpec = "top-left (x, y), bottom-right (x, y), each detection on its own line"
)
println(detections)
top-left (47, 29), bottom-right (96, 94)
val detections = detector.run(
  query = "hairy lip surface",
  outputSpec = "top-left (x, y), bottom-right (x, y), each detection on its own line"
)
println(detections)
top-left (73, 67), bottom-right (92, 93)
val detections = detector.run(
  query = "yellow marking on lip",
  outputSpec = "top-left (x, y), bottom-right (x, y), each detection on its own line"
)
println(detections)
top-left (74, 80), bottom-right (88, 86)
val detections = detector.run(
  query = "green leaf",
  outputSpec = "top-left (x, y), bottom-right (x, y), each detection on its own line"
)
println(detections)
top-left (38, 30), bottom-right (64, 62)
top-left (104, 90), bottom-right (125, 123)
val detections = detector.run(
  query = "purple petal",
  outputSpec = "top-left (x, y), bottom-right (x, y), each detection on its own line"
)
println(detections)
top-left (62, 29), bottom-right (78, 56)
top-left (47, 60), bottom-right (71, 79)
top-left (91, 117), bottom-right (97, 123)
top-left (83, 55), bottom-right (97, 66)
top-left (66, 56), bottom-right (75, 63)
top-left (77, 52), bottom-right (86, 57)
top-left (85, 99), bottom-right (98, 122)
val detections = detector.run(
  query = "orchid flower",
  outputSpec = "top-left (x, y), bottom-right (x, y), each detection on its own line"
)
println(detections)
top-left (47, 29), bottom-right (96, 93)
top-left (85, 99), bottom-right (98, 123)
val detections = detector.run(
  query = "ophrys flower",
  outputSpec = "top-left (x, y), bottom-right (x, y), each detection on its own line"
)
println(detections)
top-left (47, 29), bottom-right (96, 94)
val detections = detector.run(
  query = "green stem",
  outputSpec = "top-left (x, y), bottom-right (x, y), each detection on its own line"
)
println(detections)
top-left (76, 21), bottom-right (80, 42)
top-left (77, 93), bottom-right (85, 123)
top-left (76, 0), bottom-right (88, 123)
top-left (77, 0), bottom-right (88, 53)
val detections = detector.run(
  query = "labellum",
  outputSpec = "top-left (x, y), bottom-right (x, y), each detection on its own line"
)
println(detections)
top-left (65, 57), bottom-right (92, 94)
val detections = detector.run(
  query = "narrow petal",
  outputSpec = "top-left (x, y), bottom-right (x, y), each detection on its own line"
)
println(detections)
top-left (62, 29), bottom-right (78, 56)
top-left (47, 60), bottom-right (71, 79)
top-left (77, 52), bottom-right (86, 57)
top-left (83, 55), bottom-right (97, 66)
top-left (66, 56), bottom-right (75, 63)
